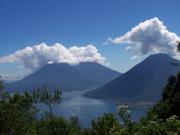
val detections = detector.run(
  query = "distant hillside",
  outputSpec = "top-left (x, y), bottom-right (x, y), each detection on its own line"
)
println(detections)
top-left (5, 62), bottom-right (121, 93)
top-left (85, 54), bottom-right (180, 101)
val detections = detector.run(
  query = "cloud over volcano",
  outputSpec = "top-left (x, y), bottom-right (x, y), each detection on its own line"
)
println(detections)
top-left (109, 17), bottom-right (180, 59)
top-left (0, 43), bottom-right (105, 71)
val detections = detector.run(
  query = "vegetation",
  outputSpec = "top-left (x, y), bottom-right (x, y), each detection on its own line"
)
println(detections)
top-left (149, 74), bottom-right (180, 119)
top-left (0, 76), bottom-right (3, 91)
top-left (0, 71), bottom-right (180, 135)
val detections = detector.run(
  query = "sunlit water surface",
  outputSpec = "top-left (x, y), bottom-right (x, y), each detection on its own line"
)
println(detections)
top-left (40, 90), bottom-right (151, 128)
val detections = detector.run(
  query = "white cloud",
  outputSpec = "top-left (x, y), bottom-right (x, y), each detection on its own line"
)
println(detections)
top-left (0, 43), bottom-right (106, 71)
top-left (109, 17), bottom-right (180, 59)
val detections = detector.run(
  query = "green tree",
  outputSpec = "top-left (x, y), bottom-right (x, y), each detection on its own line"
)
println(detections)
top-left (0, 88), bottom-right (63, 135)
top-left (151, 73), bottom-right (180, 119)
top-left (91, 113), bottom-right (121, 135)
top-left (38, 117), bottom-right (69, 135)
top-left (0, 92), bottom-right (34, 135)
top-left (0, 76), bottom-right (4, 91)
top-left (65, 116), bottom-right (82, 135)
top-left (118, 105), bottom-right (131, 125)
top-left (136, 119), bottom-right (168, 135)
top-left (40, 87), bottom-right (62, 118)
top-left (177, 41), bottom-right (180, 52)
top-left (117, 106), bottom-right (138, 135)
top-left (165, 115), bottom-right (180, 134)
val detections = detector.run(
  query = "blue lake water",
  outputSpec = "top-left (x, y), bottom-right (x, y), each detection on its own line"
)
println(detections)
top-left (41, 90), bottom-right (152, 128)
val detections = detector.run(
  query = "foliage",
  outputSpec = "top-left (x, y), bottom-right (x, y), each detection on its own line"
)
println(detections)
top-left (91, 113), bottom-right (121, 135)
top-left (177, 41), bottom-right (180, 52)
top-left (0, 92), bottom-right (34, 135)
top-left (0, 72), bottom-right (180, 135)
top-left (69, 116), bottom-right (81, 134)
top-left (34, 87), bottom-right (62, 118)
top-left (118, 105), bottom-right (131, 125)
top-left (150, 73), bottom-right (180, 119)
top-left (38, 117), bottom-right (69, 135)
top-left (0, 76), bottom-right (4, 91)
top-left (0, 83), bottom-right (63, 135)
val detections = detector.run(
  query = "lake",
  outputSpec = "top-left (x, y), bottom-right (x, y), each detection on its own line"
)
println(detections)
top-left (41, 90), bottom-right (152, 128)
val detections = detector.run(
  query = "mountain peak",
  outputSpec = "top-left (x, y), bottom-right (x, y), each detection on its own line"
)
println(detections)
top-left (5, 62), bottom-right (121, 93)
top-left (85, 53), bottom-right (180, 102)
top-left (148, 53), bottom-right (172, 58)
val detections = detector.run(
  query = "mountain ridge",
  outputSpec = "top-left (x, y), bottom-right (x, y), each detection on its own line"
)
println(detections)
top-left (5, 62), bottom-right (121, 93)
top-left (84, 54), bottom-right (180, 101)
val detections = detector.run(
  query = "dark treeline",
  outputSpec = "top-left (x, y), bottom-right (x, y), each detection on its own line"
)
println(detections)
top-left (0, 72), bottom-right (180, 135)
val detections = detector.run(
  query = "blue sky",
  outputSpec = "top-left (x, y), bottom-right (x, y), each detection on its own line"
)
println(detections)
top-left (0, 0), bottom-right (180, 80)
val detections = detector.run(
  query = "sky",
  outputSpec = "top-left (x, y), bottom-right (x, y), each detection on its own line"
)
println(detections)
top-left (0, 0), bottom-right (180, 80)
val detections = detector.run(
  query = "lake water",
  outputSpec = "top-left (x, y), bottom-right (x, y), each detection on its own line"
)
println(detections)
top-left (41, 90), bottom-right (152, 128)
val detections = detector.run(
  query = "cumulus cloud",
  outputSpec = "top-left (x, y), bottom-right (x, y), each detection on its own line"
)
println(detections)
top-left (109, 17), bottom-right (180, 58)
top-left (0, 43), bottom-right (106, 71)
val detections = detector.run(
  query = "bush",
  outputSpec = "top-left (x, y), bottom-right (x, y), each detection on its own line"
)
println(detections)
top-left (91, 113), bottom-right (121, 135)
top-left (38, 117), bottom-right (69, 135)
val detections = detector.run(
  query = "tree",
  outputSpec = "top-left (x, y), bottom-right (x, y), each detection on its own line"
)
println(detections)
top-left (91, 113), bottom-right (121, 135)
top-left (162, 75), bottom-right (176, 101)
top-left (150, 72), bottom-right (180, 119)
top-left (0, 92), bottom-right (34, 135)
top-left (0, 76), bottom-right (4, 91)
top-left (177, 41), bottom-right (180, 52)
top-left (38, 117), bottom-right (69, 135)
top-left (0, 88), bottom-right (63, 135)
top-left (69, 116), bottom-right (81, 134)
top-left (136, 119), bottom-right (167, 135)
top-left (118, 105), bottom-right (131, 125)
top-left (40, 87), bottom-right (61, 118)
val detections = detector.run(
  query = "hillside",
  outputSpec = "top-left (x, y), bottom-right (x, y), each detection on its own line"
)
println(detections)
top-left (5, 62), bottom-right (121, 92)
top-left (85, 54), bottom-right (180, 101)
